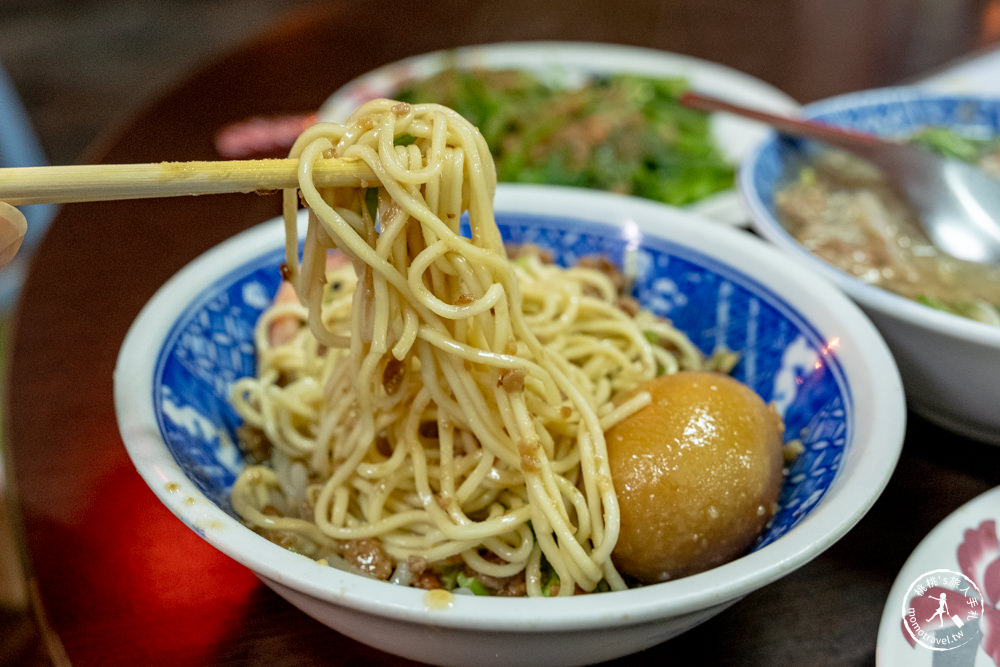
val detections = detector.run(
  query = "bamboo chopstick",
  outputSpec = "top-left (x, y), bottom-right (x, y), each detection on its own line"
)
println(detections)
top-left (0, 158), bottom-right (378, 206)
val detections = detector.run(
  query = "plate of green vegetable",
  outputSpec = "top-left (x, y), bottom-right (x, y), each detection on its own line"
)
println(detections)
top-left (318, 41), bottom-right (799, 225)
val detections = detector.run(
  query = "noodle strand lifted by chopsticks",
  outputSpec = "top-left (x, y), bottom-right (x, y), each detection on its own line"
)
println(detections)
top-left (230, 99), bottom-right (706, 596)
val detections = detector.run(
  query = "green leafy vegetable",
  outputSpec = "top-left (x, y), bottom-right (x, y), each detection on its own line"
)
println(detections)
top-left (915, 294), bottom-right (955, 314)
top-left (396, 69), bottom-right (734, 206)
top-left (916, 295), bottom-right (1000, 326)
top-left (909, 126), bottom-right (1000, 164)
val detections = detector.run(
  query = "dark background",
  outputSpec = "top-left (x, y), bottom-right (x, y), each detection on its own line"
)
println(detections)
top-left (2, 0), bottom-right (998, 166)
top-left (0, 0), bottom-right (318, 165)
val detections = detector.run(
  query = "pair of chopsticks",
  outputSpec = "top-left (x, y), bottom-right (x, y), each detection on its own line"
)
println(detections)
top-left (0, 158), bottom-right (377, 206)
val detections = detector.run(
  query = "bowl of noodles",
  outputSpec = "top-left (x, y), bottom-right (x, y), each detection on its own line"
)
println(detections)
top-left (739, 87), bottom-right (1000, 444)
top-left (115, 101), bottom-right (904, 666)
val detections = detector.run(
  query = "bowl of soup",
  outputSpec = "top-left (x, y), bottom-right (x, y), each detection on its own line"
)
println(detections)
top-left (115, 182), bottom-right (905, 666)
top-left (739, 87), bottom-right (1000, 444)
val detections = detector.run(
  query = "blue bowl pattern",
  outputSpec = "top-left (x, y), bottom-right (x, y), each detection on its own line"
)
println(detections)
top-left (748, 89), bottom-right (1000, 232)
top-left (154, 211), bottom-right (852, 551)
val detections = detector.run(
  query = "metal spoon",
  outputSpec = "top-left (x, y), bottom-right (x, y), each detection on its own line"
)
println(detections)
top-left (682, 91), bottom-right (1000, 265)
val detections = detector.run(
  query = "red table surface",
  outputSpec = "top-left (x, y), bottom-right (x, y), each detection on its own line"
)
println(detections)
top-left (7, 2), bottom-right (1000, 665)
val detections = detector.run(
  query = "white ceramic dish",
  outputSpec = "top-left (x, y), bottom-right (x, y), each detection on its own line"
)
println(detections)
top-left (318, 41), bottom-right (800, 225)
top-left (115, 184), bottom-right (905, 666)
top-left (876, 486), bottom-right (999, 665)
top-left (739, 87), bottom-right (1000, 444)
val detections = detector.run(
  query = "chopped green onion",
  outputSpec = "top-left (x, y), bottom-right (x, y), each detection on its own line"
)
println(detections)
top-left (540, 560), bottom-right (560, 597)
top-left (456, 572), bottom-right (490, 596)
top-left (364, 187), bottom-right (379, 222)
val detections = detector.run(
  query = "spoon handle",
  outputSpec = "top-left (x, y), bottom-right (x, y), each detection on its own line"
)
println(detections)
top-left (680, 91), bottom-right (891, 153)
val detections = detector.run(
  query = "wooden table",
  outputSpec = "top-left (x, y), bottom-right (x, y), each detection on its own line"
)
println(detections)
top-left (8, 1), bottom-right (1000, 664)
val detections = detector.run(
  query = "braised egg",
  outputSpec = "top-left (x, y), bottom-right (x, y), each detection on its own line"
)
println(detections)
top-left (606, 371), bottom-right (784, 583)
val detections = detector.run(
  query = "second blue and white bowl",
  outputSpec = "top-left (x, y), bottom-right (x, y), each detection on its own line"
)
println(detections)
top-left (740, 87), bottom-right (1000, 444)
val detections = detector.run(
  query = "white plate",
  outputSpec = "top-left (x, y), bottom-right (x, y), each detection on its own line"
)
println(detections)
top-left (318, 41), bottom-right (800, 226)
top-left (876, 486), bottom-right (1000, 665)
top-left (916, 49), bottom-right (1000, 96)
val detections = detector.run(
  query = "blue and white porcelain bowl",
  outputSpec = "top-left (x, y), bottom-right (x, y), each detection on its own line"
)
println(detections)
top-left (739, 87), bottom-right (1000, 444)
top-left (115, 184), bottom-right (905, 667)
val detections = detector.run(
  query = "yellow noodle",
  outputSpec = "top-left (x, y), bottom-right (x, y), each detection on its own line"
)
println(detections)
top-left (230, 99), bottom-right (708, 595)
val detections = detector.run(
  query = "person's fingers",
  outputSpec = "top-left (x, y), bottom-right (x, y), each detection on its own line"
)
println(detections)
top-left (0, 201), bottom-right (27, 267)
